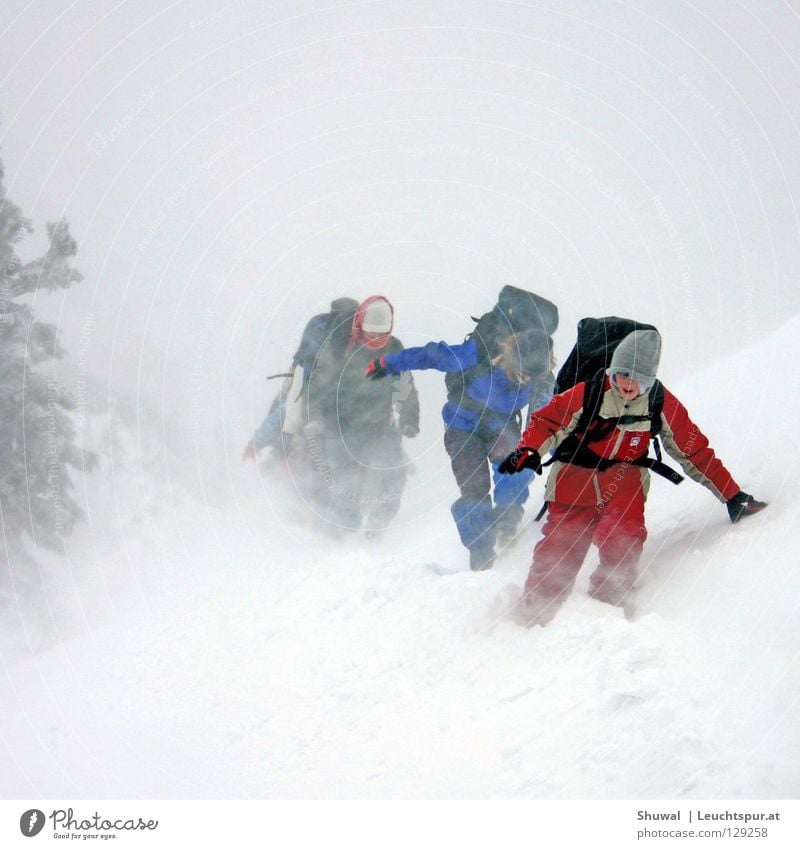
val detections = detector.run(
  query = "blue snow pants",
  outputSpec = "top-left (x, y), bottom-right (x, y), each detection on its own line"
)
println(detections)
top-left (444, 424), bottom-right (533, 556)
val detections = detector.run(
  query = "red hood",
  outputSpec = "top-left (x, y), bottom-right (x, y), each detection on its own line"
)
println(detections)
top-left (348, 295), bottom-right (394, 351)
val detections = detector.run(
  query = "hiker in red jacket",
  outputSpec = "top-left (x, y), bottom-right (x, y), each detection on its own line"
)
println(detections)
top-left (498, 329), bottom-right (766, 626)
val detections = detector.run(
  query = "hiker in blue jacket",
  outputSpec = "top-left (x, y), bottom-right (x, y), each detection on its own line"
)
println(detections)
top-left (365, 290), bottom-right (557, 570)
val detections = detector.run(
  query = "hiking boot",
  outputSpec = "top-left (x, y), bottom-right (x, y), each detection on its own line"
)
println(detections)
top-left (469, 547), bottom-right (496, 571)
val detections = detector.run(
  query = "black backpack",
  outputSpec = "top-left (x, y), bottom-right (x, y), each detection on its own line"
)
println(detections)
top-left (293, 297), bottom-right (359, 370)
top-left (266, 298), bottom-right (359, 415)
top-left (445, 286), bottom-right (558, 420)
top-left (556, 316), bottom-right (656, 394)
top-left (469, 285), bottom-right (559, 362)
top-left (547, 316), bottom-right (682, 485)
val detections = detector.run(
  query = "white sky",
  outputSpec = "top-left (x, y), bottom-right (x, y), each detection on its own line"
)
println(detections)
top-left (1, 0), bottom-right (799, 445)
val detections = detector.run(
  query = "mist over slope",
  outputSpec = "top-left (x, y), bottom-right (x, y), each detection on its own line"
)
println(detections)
top-left (1, 316), bottom-right (797, 799)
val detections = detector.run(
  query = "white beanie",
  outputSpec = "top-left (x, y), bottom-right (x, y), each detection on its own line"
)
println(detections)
top-left (361, 299), bottom-right (393, 333)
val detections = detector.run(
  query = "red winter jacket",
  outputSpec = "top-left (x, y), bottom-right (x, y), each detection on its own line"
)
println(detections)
top-left (519, 378), bottom-right (740, 507)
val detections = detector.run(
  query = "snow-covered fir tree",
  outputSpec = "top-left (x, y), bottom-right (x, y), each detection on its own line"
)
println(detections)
top-left (0, 151), bottom-right (95, 562)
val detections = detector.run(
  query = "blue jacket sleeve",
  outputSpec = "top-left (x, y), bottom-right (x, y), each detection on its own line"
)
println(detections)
top-left (383, 339), bottom-right (479, 374)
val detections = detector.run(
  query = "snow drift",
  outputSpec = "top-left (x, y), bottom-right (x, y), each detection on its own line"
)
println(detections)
top-left (1, 316), bottom-right (798, 800)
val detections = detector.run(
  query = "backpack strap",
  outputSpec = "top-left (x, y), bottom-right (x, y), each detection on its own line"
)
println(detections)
top-left (542, 377), bottom-right (683, 484)
top-left (648, 380), bottom-right (664, 438)
top-left (573, 369), bottom-right (606, 436)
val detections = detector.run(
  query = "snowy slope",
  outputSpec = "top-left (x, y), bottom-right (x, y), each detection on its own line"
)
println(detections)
top-left (2, 318), bottom-right (798, 800)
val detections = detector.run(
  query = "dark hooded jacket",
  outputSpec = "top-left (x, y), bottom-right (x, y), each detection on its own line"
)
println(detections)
top-left (305, 296), bottom-right (419, 437)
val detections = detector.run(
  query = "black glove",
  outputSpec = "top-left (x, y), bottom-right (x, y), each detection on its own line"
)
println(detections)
top-left (498, 447), bottom-right (541, 475)
top-left (364, 356), bottom-right (390, 380)
top-left (726, 491), bottom-right (767, 524)
top-left (401, 424), bottom-right (419, 438)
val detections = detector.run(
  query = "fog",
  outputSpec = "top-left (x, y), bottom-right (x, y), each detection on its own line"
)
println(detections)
top-left (1, 0), bottom-right (799, 802)
top-left (3, 2), bottom-right (797, 429)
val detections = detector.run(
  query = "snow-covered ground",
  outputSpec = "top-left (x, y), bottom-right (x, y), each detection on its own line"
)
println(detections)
top-left (2, 318), bottom-right (797, 800)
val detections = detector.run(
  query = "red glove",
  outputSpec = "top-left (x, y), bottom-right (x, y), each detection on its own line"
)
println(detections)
top-left (364, 356), bottom-right (390, 380)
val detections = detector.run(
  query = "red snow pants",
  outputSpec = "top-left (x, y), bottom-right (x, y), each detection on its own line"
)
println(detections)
top-left (523, 479), bottom-right (647, 622)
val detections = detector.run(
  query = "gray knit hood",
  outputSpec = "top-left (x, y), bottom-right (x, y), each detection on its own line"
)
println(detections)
top-left (606, 329), bottom-right (662, 394)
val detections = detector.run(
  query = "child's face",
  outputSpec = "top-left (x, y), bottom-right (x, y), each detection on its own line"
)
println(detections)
top-left (612, 373), bottom-right (641, 401)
